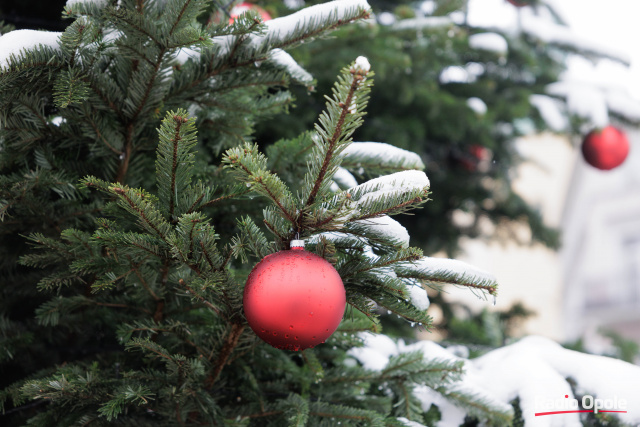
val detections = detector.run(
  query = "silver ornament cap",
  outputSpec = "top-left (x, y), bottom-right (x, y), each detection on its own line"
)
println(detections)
top-left (290, 239), bottom-right (305, 250)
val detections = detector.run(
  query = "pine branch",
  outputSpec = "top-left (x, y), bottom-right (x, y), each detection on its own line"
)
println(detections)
top-left (395, 257), bottom-right (499, 298)
top-left (302, 62), bottom-right (372, 213)
top-left (222, 143), bottom-right (297, 225)
top-left (206, 322), bottom-right (245, 388)
top-left (155, 110), bottom-right (198, 220)
top-left (178, 278), bottom-right (220, 316)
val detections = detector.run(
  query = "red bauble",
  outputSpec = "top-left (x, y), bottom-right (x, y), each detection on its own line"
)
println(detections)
top-left (229, 2), bottom-right (272, 24)
top-left (243, 243), bottom-right (346, 351)
top-left (581, 126), bottom-right (630, 170)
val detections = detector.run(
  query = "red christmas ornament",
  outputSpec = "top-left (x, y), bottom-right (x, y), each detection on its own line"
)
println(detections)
top-left (229, 2), bottom-right (272, 24)
top-left (243, 240), bottom-right (346, 351)
top-left (581, 126), bottom-right (630, 170)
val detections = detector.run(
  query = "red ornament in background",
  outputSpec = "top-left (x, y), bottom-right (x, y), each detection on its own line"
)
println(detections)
top-left (229, 2), bottom-right (272, 24)
top-left (243, 240), bottom-right (346, 351)
top-left (455, 144), bottom-right (492, 172)
top-left (506, 0), bottom-right (533, 6)
top-left (581, 125), bottom-right (630, 170)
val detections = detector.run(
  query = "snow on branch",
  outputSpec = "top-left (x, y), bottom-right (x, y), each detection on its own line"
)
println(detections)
top-left (529, 94), bottom-right (568, 131)
top-left (251, 0), bottom-right (371, 49)
top-left (391, 16), bottom-right (453, 32)
top-left (546, 81), bottom-right (609, 127)
top-left (66, 0), bottom-right (107, 7)
top-left (396, 256), bottom-right (498, 298)
top-left (266, 48), bottom-right (313, 85)
top-left (352, 215), bottom-right (410, 248)
top-left (0, 30), bottom-right (62, 70)
top-left (342, 142), bottom-right (425, 174)
top-left (212, 0), bottom-right (371, 56)
top-left (469, 32), bottom-right (508, 55)
top-left (350, 170), bottom-right (430, 207)
top-left (332, 167), bottom-right (358, 190)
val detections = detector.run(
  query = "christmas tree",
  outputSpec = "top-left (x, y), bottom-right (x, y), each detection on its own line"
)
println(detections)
top-left (2, 1), bottom-right (640, 426)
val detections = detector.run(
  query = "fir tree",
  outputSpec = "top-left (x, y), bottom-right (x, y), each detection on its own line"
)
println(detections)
top-left (0, 1), bottom-right (504, 425)
top-left (3, 1), bottom-right (640, 427)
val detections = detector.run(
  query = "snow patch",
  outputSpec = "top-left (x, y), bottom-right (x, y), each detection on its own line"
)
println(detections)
top-left (606, 90), bottom-right (640, 122)
top-left (392, 16), bottom-right (452, 31)
top-left (469, 32), bottom-right (508, 54)
top-left (333, 167), bottom-right (358, 189)
top-left (212, 0), bottom-right (370, 57)
top-left (377, 12), bottom-right (395, 26)
top-left (175, 47), bottom-right (200, 64)
top-left (66, 0), bottom-right (107, 7)
top-left (50, 116), bottom-right (66, 126)
top-left (344, 142), bottom-right (425, 170)
top-left (350, 334), bottom-right (640, 426)
top-left (348, 333), bottom-right (399, 371)
top-left (267, 48), bottom-right (313, 83)
top-left (284, 0), bottom-right (305, 10)
top-left (397, 417), bottom-right (426, 427)
top-left (469, 336), bottom-right (640, 426)
top-left (466, 97), bottom-right (487, 116)
top-left (529, 94), bottom-right (567, 131)
top-left (250, 0), bottom-right (371, 50)
top-left (353, 56), bottom-right (370, 72)
top-left (0, 30), bottom-right (62, 70)
top-left (353, 215), bottom-right (410, 248)
top-left (546, 81), bottom-right (609, 127)
top-left (408, 285), bottom-right (430, 310)
top-left (352, 170), bottom-right (430, 206)
top-left (440, 63), bottom-right (484, 84)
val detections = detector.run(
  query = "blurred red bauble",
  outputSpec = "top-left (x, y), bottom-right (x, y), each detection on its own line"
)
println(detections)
top-left (506, 0), bottom-right (533, 6)
top-left (243, 242), bottom-right (346, 351)
top-left (454, 144), bottom-right (492, 172)
top-left (581, 126), bottom-right (630, 170)
top-left (229, 2), bottom-right (272, 24)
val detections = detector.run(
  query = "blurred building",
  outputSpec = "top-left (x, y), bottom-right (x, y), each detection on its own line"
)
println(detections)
top-left (441, 128), bottom-right (640, 351)
top-left (562, 128), bottom-right (640, 350)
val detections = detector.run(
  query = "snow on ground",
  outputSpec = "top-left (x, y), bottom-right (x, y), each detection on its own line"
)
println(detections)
top-left (349, 334), bottom-right (640, 426)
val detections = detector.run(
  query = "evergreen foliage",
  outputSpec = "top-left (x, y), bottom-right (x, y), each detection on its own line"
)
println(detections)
top-left (0, 1), bottom-right (503, 425)
top-left (254, 0), bottom-right (577, 256)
